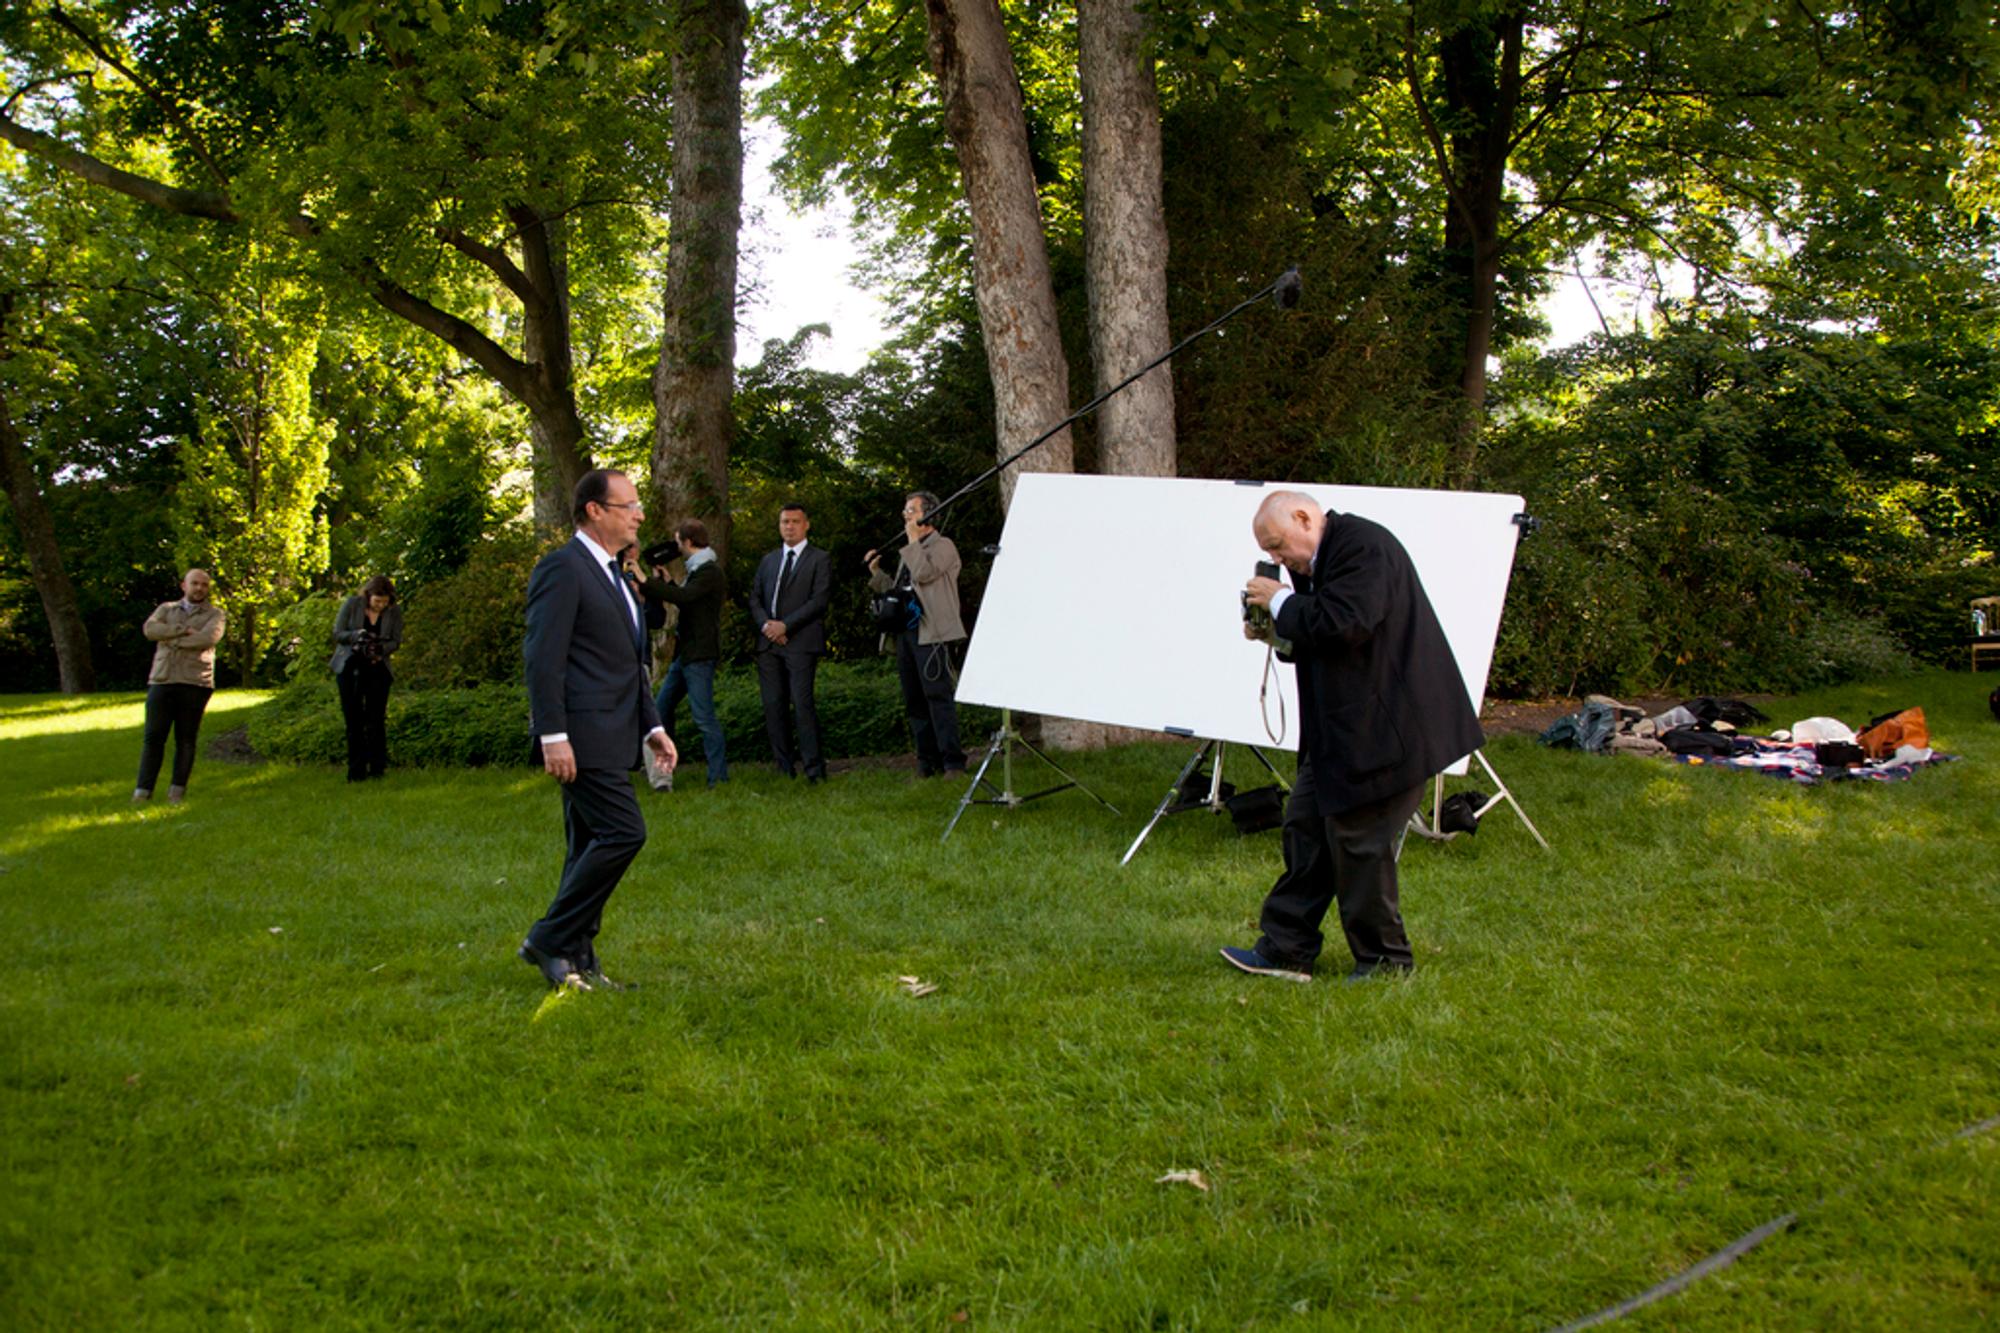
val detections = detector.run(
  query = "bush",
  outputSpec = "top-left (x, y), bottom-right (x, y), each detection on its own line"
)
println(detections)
top-left (248, 658), bottom-right (1000, 768)
top-left (393, 525), bottom-right (554, 688)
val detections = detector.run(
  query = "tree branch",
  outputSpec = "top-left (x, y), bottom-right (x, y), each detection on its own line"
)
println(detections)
top-left (438, 227), bottom-right (538, 307)
top-left (1400, 8), bottom-right (1478, 238)
top-left (0, 109), bottom-right (238, 220)
top-left (45, 2), bottom-right (232, 192)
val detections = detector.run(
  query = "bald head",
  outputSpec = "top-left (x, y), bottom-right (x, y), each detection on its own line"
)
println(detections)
top-left (1252, 491), bottom-right (1325, 576)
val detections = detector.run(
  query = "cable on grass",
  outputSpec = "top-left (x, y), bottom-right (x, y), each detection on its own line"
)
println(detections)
top-left (1549, 1110), bottom-right (2000, 1331)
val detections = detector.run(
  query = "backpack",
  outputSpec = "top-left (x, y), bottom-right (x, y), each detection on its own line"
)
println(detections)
top-left (1856, 707), bottom-right (1927, 760)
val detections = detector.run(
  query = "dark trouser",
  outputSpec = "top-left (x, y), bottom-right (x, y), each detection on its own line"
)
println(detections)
top-left (895, 631), bottom-right (964, 774)
top-left (528, 765), bottom-right (648, 960)
top-left (136, 683), bottom-right (213, 793)
top-left (655, 658), bottom-right (728, 784)
top-left (756, 648), bottom-right (823, 778)
top-left (336, 660), bottom-right (392, 779)
top-left (1255, 760), bottom-right (1426, 973)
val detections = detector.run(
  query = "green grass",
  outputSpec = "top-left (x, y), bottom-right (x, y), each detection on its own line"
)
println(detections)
top-left (2, 675), bottom-right (1997, 1329)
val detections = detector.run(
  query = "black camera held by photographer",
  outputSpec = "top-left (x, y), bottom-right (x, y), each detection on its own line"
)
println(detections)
top-left (1241, 559), bottom-right (1280, 635)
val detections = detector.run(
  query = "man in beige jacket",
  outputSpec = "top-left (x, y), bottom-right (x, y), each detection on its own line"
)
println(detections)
top-left (133, 568), bottom-right (226, 804)
top-left (866, 491), bottom-right (967, 776)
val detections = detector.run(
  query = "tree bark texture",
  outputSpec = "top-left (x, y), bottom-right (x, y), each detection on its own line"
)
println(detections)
top-left (1428, 8), bottom-right (1524, 483)
top-left (0, 381), bottom-right (96, 692)
top-left (652, 0), bottom-right (747, 562)
top-left (923, 0), bottom-right (1075, 510)
top-left (1078, 0), bottom-right (1175, 478)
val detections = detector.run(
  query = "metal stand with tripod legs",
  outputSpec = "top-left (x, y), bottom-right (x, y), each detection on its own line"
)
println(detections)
top-left (941, 709), bottom-right (1119, 842)
top-left (1120, 738), bottom-right (1292, 866)
top-left (1405, 748), bottom-right (1550, 849)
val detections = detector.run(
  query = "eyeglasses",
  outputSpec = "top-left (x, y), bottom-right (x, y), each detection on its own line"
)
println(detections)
top-left (599, 500), bottom-right (644, 512)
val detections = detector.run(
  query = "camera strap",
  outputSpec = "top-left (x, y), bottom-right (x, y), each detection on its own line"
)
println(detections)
top-left (1259, 644), bottom-right (1287, 745)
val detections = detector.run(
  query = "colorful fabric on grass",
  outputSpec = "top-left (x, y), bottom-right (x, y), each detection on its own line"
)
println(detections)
top-left (1674, 739), bottom-right (1959, 786)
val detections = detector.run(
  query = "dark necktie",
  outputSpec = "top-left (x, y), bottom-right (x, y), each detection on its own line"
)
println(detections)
top-left (775, 548), bottom-right (796, 614)
top-left (608, 559), bottom-right (639, 645)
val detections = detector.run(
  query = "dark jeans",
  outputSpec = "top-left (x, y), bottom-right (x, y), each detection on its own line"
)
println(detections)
top-left (1255, 760), bottom-right (1426, 973)
top-left (136, 683), bottom-right (213, 793)
top-left (756, 649), bottom-right (823, 778)
top-left (895, 632), bottom-right (964, 774)
top-left (655, 657), bottom-right (727, 784)
top-left (336, 660), bottom-right (392, 779)
top-left (529, 765), bottom-right (648, 961)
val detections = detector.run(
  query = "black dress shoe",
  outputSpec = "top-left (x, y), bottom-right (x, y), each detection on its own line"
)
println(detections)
top-left (518, 939), bottom-right (590, 990)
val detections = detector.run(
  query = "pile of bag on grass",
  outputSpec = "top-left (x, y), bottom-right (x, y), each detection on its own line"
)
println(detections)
top-left (1539, 698), bottom-right (1948, 785)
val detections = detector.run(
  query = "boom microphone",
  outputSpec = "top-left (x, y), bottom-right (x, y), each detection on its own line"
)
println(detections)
top-left (1274, 267), bottom-right (1302, 309)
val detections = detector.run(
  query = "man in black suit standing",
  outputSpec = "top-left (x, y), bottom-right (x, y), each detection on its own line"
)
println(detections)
top-left (520, 469), bottom-right (677, 992)
top-left (1223, 490), bottom-right (1485, 984)
top-left (748, 502), bottom-right (831, 781)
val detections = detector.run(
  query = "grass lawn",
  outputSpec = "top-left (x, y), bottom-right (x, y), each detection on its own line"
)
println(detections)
top-left (2, 674), bottom-right (1997, 1329)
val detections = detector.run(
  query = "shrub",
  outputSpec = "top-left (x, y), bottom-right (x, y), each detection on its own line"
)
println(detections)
top-left (393, 525), bottom-right (554, 688)
top-left (248, 658), bottom-right (1000, 768)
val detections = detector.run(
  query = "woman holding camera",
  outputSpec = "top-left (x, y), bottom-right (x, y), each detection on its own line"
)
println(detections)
top-left (330, 575), bottom-right (403, 782)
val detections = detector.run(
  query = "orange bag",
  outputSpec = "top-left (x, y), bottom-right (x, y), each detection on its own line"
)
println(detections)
top-left (1857, 707), bottom-right (1928, 760)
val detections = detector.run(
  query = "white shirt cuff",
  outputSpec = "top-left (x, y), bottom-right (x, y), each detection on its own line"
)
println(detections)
top-left (1268, 587), bottom-right (1293, 621)
top-left (540, 732), bottom-right (568, 745)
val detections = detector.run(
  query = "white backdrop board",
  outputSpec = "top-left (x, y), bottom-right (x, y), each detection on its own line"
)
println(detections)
top-left (955, 474), bottom-right (1524, 754)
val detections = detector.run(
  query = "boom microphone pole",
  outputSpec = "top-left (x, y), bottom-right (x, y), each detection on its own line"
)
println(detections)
top-left (875, 266), bottom-right (1302, 551)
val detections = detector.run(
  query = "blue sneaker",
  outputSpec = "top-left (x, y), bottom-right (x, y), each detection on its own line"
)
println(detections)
top-left (1219, 946), bottom-right (1313, 983)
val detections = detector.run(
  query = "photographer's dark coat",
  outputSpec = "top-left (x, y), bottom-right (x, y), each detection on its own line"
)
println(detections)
top-left (1274, 512), bottom-right (1484, 816)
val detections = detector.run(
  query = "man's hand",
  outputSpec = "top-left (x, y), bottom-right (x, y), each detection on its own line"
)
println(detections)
top-left (646, 729), bottom-right (677, 774)
top-left (762, 618), bottom-right (786, 643)
top-left (543, 738), bottom-right (577, 784)
top-left (651, 564), bottom-right (672, 585)
top-left (904, 518), bottom-right (927, 544)
top-left (864, 548), bottom-right (881, 574)
top-left (1244, 575), bottom-right (1283, 609)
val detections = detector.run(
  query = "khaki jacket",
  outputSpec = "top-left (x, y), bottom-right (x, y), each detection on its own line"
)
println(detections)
top-left (870, 531), bottom-right (964, 645)
top-left (144, 600), bottom-right (227, 687)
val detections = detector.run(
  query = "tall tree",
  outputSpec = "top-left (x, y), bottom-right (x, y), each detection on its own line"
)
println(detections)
top-left (1078, 0), bottom-right (1173, 477)
top-left (173, 257), bottom-right (333, 684)
top-left (0, 0), bottom-right (674, 524)
top-left (652, 0), bottom-right (747, 558)
top-left (0, 337), bottom-right (92, 691)
top-left (922, 0), bottom-right (1075, 507)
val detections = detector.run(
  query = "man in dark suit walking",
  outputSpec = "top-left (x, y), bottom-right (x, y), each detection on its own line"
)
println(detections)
top-left (748, 502), bottom-right (832, 781)
top-left (520, 469), bottom-right (677, 992)
top-left (1224, 490), bottom-right (1485, 984)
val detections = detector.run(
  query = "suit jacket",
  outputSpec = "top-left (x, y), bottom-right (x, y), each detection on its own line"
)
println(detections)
top-left (1273, 512), bottom-right (1485, 816)
top-left (524, 538), bottom-right (663, 771)
top-left (329, 596), bottom-right (404, 677)
top-left (748, 542), bottom-right (831, 655)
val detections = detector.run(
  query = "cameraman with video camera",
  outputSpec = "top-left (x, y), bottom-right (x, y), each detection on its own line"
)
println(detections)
top-left (634, 520), bottom-right (729, 789)
top-left (1222, 491), bottom-right (1483, 984)
top-left (866, 491), bottom-right (967, 777)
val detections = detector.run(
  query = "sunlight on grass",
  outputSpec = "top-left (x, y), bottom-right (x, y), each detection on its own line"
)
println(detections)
top-left (0, 689), bottom-right (268, 740)
top-left (1640, 774), bottom-right (1694, 806)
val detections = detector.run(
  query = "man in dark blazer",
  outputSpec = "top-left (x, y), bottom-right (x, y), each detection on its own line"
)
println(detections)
top-left (748, 502), bottom-right (832, 781)
top-left (1224, 490), bottom-right (1485, 984)
top-left (520, 469), bottom-right (676, 992)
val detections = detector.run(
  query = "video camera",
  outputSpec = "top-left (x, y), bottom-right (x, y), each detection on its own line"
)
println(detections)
top-left (641, 539), bottom-right (681, 568)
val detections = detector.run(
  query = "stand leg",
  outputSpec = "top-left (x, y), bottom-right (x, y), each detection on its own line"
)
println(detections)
top-left (942, 711), bottom-right (1120, 844)
top-left (1245, 745), bottom-right (1293, 791)
top-left (1121, 740), bottom-right (1215, 866)
top-left (1475, 749), bottom-right (1550, 850)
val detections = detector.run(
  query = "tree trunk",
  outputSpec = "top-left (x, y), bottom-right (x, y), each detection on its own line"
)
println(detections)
top-left (1078, 0), bottom-right (1175, 478)
top-left (652, 0), bottom-right (747, 563)
top-left (924, 0), bottom-right (1099, 748)
top-left (923, 0), bottom-right (1076, 510)
top-left (517, 209), bottom-right (592, 526)
top-left (0, 383), bottom-right (96, 692)
top-left (1435, 9), bottom-right (1523, 484)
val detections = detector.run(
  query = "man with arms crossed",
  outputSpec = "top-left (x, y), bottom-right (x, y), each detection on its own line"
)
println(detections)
top-left (133, 567), bottom-right (225, 804)
top-left (748, 503), bottom-right (832, 782)
top-left (521, 469), bottom-right (677, 992)
top-left (1225, 490), bottom-right (1484, 983)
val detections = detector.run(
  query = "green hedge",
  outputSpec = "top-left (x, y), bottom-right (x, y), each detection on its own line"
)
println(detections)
top-left (247, 659), bottom-right (1001, 768)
